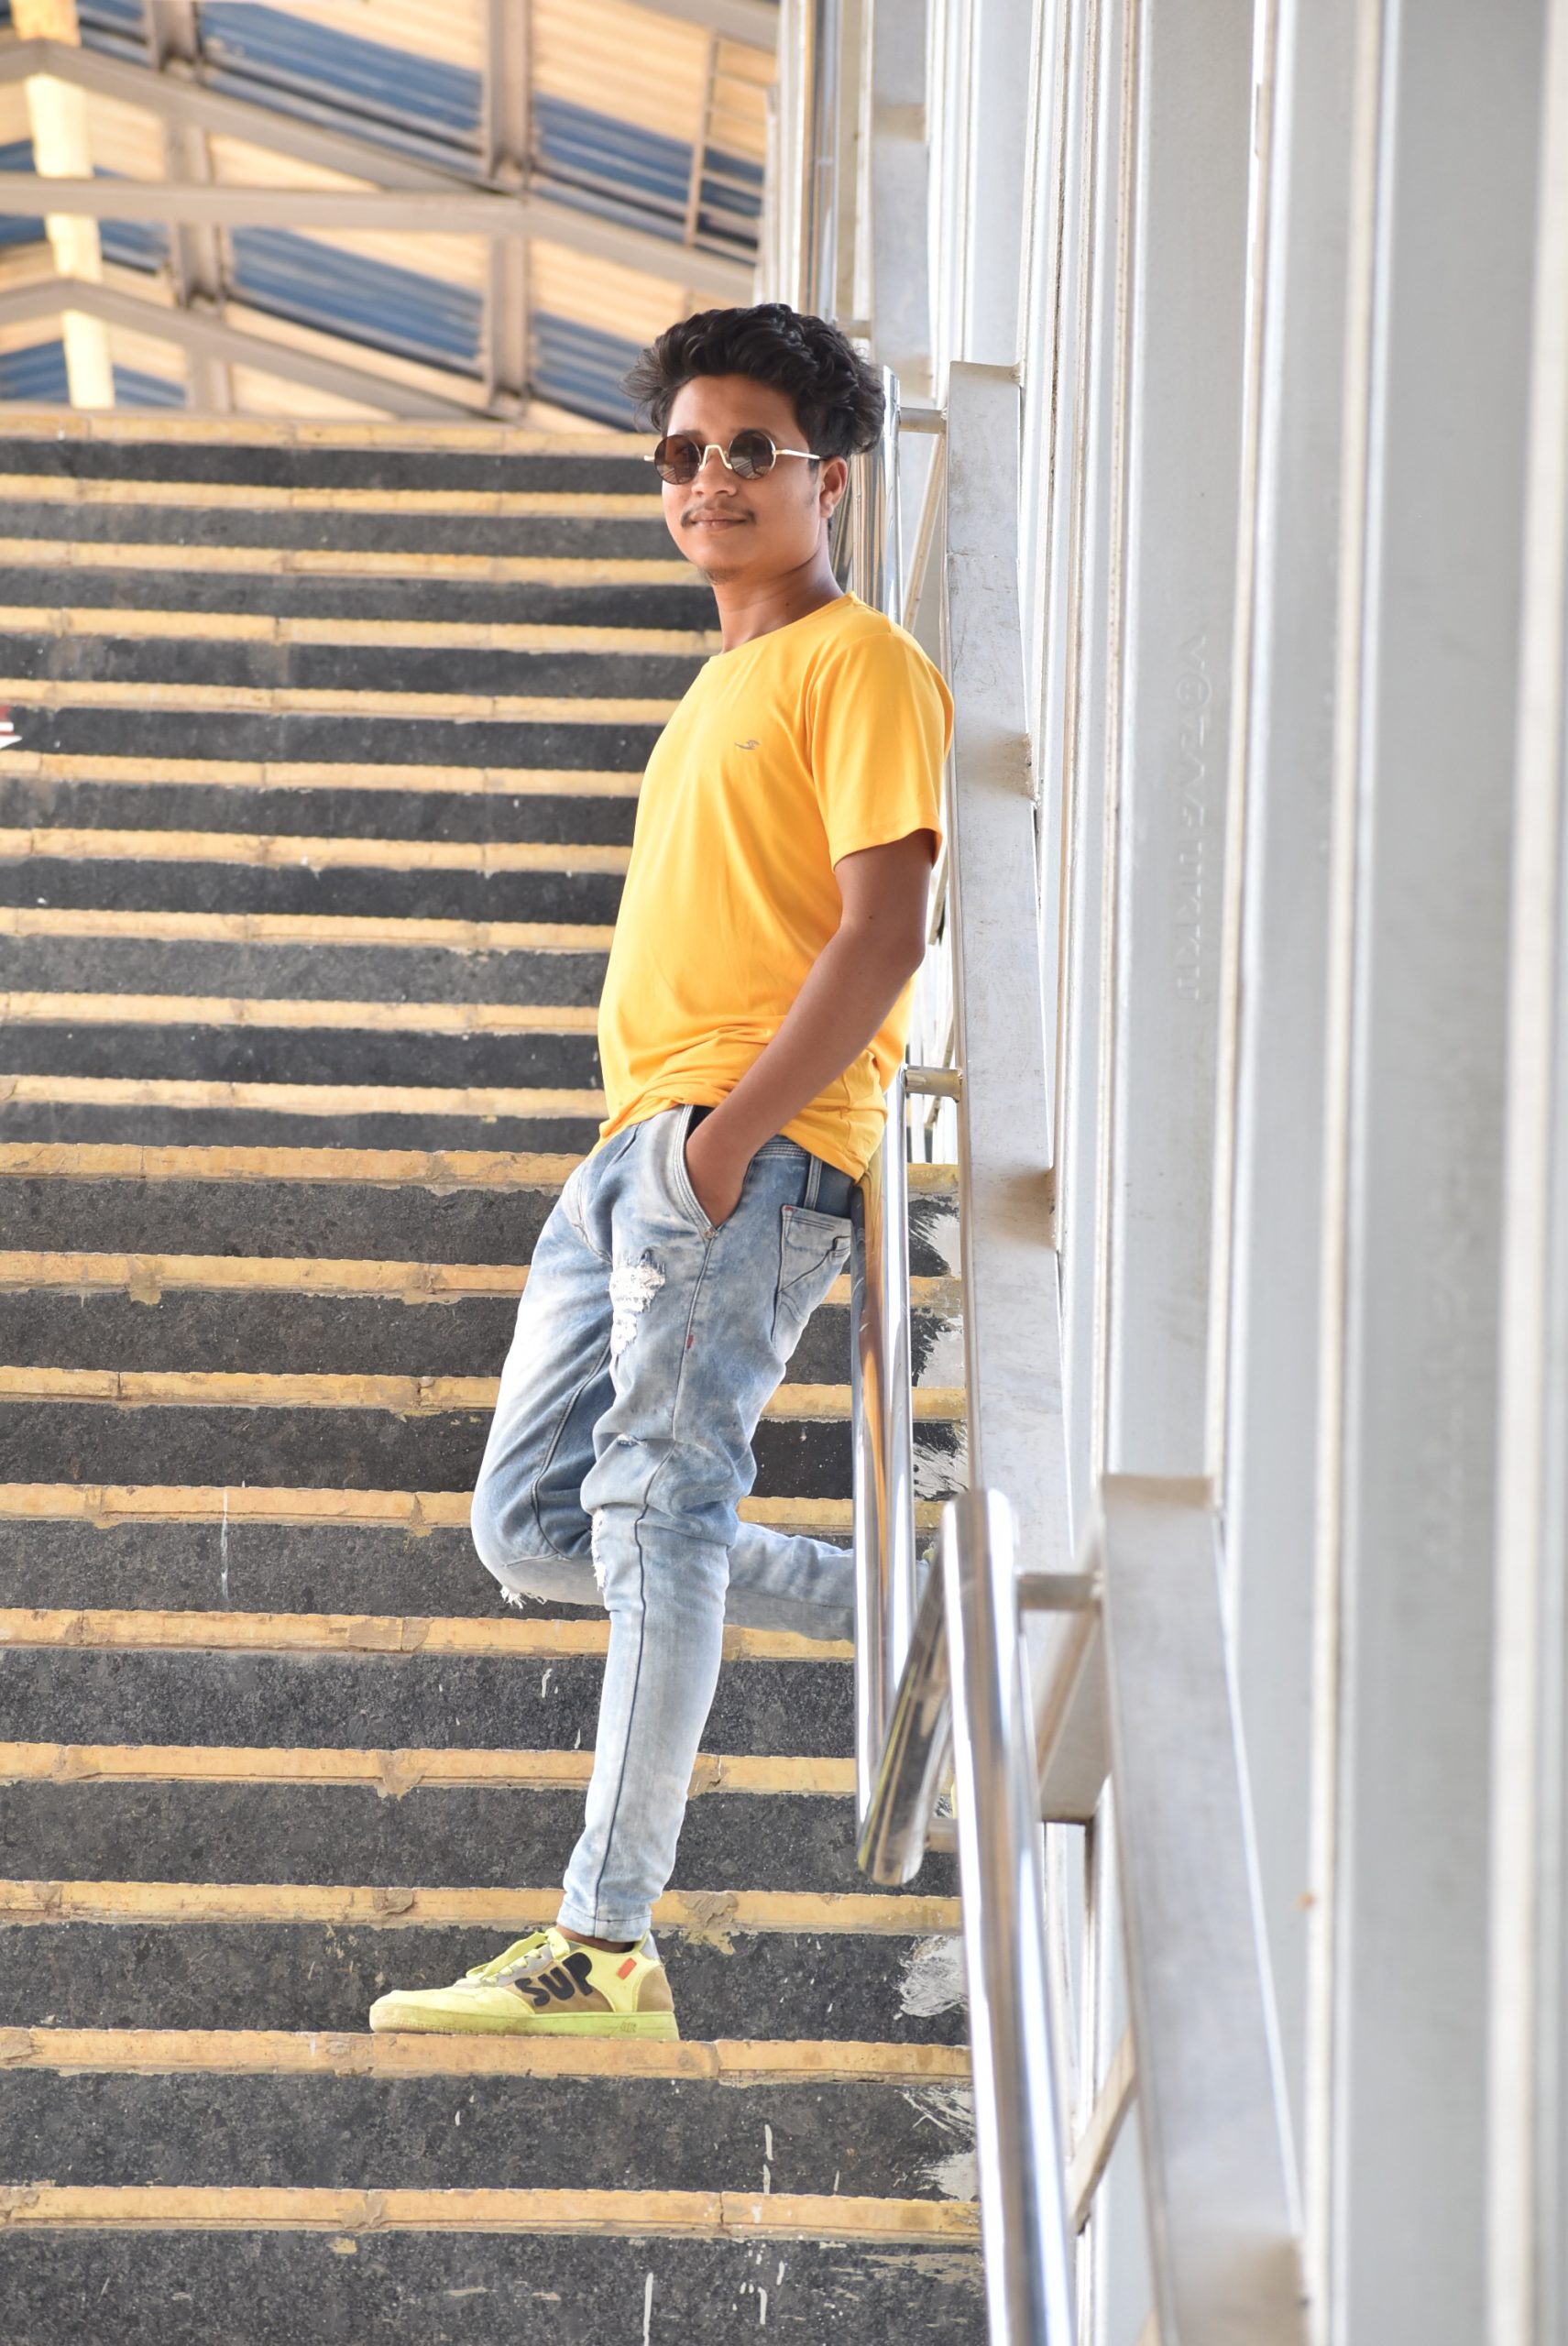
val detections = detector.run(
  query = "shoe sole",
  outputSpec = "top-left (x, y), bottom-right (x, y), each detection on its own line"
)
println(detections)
top-left (367, 2001), bottom-right (681, 2041)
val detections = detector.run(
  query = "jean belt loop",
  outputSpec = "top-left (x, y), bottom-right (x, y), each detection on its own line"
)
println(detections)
top-left (804, 1151), bottom-right (822, 1211)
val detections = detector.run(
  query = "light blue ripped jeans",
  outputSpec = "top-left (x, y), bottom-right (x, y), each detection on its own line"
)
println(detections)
top-left (469, 1101), bottom-right (858, 1942)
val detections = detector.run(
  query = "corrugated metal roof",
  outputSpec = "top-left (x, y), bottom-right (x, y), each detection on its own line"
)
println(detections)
top-left (0, 0), bottom-right (775, 420)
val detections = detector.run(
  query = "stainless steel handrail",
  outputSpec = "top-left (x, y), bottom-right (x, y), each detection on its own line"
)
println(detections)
top-left (849, 1058), bottom-right (959, 1825)
top-left (840, 362), bottom-right (940, 1825)
top-left (835, 345), bottom-right (1077, 2341)
top-left (857, 1487), bottom-right (1080, 2342)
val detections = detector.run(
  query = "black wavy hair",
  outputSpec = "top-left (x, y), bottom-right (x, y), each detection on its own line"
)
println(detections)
top-left (621, 303), bottom-right (883, 459)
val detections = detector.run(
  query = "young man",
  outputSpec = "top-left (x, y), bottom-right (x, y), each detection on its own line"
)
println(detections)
top-left (369, 303), bottom-right (951, 2041)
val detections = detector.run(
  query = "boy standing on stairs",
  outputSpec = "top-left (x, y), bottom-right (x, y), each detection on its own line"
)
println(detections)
top-left (370, 304), bottom-right (951, 2041)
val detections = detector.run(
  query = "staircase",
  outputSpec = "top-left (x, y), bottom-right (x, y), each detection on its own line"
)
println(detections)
top-left (0, 416), bottom-right (982, 2341)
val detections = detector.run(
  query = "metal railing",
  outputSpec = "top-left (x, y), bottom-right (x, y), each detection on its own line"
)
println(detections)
top-left (868, 1488), bottom-right (1081, 2342)
top-left (839, 368), bottom-right (1080, 2341)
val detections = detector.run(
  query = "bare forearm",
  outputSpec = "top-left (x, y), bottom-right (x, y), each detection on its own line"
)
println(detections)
top-left (704, 924), bottom-right (921, 1162)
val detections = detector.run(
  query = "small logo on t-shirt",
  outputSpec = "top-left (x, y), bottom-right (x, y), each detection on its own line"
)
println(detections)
top-left (733, 738), bottom-right (760, 751)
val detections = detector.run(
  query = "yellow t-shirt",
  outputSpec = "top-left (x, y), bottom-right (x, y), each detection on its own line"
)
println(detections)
top-left (592, 590), bottom-right (953, 1182)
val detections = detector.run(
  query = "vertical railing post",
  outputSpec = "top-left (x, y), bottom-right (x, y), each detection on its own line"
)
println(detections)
top-left (849, 1150), bottom-right (887, 1822)
top-left (946, 1485), bottom-right (1077, 2344)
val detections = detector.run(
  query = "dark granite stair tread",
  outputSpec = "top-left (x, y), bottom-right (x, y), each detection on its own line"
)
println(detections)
top-left (3, 708), bottom-right (664, 769)
top-left (0, 443), bottom-right (663, 495)
top-left (0, 1174), bottom-right (958, 1275)
top-left (0, 1177), bottom-right (571, 1265)
top-left (0, 634), bottom-right (707, 700)
top-left (0, 1521), bottom-right (848, 1622)
top-left (0, 1292), bottom-right (950, 1387)
top-left (0, 1026), bottom-right (602, 1091)
top-left (0, 1919), bottom-right (968, 2044)
top-left (0, 1399), bottom-right (964, 1497)
top-left (0, 1782), bottom-right (955, 1903)
top-left (0, 1649), bottom-right (853, 1760)
top-left (0, 939), bottom-right (613, 1004)
top-left (0, 778), bottom-right (641, 845)
top-left (0, 861), bottom-right (624, 924)
top-left (0, 2231), bottom-right (984, 2341)
top-left (0, 502), bottom-right (679, 559)
top-left (0, 2069), bottom-right (969, 2202)
top-left (0, 572), bottom-right (711, 628)
top-left (0, 1105), bottom-right (609, 1152)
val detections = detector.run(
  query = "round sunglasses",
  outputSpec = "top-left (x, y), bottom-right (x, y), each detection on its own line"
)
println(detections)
top-left (645, 430), bottom-right (825, 485)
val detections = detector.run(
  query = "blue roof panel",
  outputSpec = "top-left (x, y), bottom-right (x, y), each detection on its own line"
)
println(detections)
top-left (229, 225), bottom-right (482, 371)
top-left (0, 339), bottom-right (69, 400)
top-left (0, 137), bottom-right (42, 247)
top-left (197, 4), bottom-right (482, 152)
top-left (532, 308), bottom-right (641, 430)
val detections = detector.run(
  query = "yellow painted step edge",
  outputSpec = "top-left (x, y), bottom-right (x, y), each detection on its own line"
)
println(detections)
top-left (0, 1607), bottom-right (850, 1663)
top-left (0, 1142), bottom-right (960, 1194)
top-left (0, 607), bottom-right (718, 657)
top-left (0, 2026), bottom-right (969, 2088)
top-left (0, 679), bottom-right (674, 722)
top-left (0, 827), bottom-right (630, 873)
top-left (0, 750), bottom-right (644, 795)
top-left (0, 1250), bottom-right (962, 1316)
top-left (0, 1365), bottom-right (966, 1422)
top-left (0, 2182), bottom-right (978, 2243)
top-left (0, 1743), bottom-right (854, 1799)
top-left (0, 1076), bottom-right (605, 1118)
top-left (0, 1880), bottom-right (962, 1941)
top-left (0, 907), bottom-right (618, 953)
top-left (0, 1483), bottom-right (942, 1536)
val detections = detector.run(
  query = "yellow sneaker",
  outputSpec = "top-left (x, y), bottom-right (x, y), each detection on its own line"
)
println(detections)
top-left (367, 1925), bottom-right (679, 2040)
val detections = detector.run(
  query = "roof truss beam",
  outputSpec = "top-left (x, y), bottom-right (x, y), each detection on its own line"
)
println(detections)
top-left (0, 274), bottom-right (485, 417)
top-left (639, 0), bottom-right (779, 47)
top-left (0, 37), bottom-right (752, 295)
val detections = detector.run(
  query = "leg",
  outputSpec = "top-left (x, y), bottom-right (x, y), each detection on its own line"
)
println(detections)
top-left (468, 1138), bottom-right (630, 1608)
top-left (471, 1128), bottom-right (856, 1639)
top-left (559, 1105), bottom-right (854, 1943)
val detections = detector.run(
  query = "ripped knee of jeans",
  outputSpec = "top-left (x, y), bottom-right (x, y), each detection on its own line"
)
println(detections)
top-left (609, 1252), bottom-right (664, 1364)
top-left (590, 1506), bottom-right (608, 1597)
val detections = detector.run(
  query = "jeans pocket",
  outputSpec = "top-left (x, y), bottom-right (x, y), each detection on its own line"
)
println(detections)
top-left (772, 1201), bottom-right (853, 1354)
top-left (666, 1103), bottom-right (718, 1238)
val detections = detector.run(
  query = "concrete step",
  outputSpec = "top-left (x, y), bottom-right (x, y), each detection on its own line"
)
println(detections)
top-left (1, 701), bottom-right (662, 771)
top-left (0, 1283), bottom-right (961, 1388)
top-left (0, 2214), bottom-right (983, 2341)
top-left (0, 1012), bottom-right (603, 1092)
top-left (0, 2055), bottom-right (970, 2202)
top-left (0, 565), bottom-right (709, 630)
top-left (0, 1518), bottom-right (850, 1622)
top-left (0, 1616), bottom-right (855, 1761)
top-left (0, 776), bottom-right (641, 846)
top-left (0, 629), bottom-right (707, 702)
top-left (0, 429), bottom-right (661, 495)
top-left (0, 498), bottom-right (677, 562)
top-left (0, 850), bottom-right (626, 925)
top-left (0, 1147), bottom-right (962, 1274)
top-left (0, 1393), bottom-right (963, 1498)
top-left (0, 937), bottom-right (609, 1005)
top-left (0, 1101), bottom-right (608, 1151)
top-left (0, 1781), bottom-right (955, 1906)
top-left (0, 2064), bottom-right (970, 2207)
top-left (0, 1915), bottom-right (967, 2045)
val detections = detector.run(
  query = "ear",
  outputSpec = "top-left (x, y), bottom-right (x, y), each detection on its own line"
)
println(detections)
top-left (818, 454), bottom-right (850, 516)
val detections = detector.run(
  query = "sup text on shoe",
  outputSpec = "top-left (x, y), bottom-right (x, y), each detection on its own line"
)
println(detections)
top-left (367, 1925), bottom-right (680, 2040)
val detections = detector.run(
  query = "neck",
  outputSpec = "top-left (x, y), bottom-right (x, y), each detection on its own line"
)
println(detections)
top-left (709, 547), bottom-right (845, 652)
